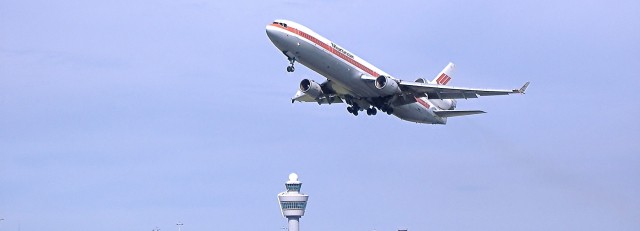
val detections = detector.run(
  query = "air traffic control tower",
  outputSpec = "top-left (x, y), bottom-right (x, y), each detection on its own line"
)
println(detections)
top-left (278, 173), bottom-right (309, 231)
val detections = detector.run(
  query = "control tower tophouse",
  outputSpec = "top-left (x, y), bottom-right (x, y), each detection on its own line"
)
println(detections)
top-left (277, 173), bottom-right (309, 231)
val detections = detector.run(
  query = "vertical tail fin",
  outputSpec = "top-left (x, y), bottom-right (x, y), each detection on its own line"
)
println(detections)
top-left (432, 62), bottom-right (455, 85)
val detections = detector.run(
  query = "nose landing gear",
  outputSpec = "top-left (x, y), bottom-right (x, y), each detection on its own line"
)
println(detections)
top-left (286, 57), bottom-right (296, 72)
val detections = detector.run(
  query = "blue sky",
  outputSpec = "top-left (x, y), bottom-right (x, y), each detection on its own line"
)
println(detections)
top-left (1, 0), bottom-right (639, 230)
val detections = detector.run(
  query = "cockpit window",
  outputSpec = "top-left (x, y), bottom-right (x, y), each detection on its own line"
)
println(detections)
top-left (274, 22), bottom-right (288, 27)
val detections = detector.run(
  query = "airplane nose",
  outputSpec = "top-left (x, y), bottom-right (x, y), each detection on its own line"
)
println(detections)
top-left (266, 25), bottom-right (277, 39)
top-left (266, 24), bottom-right (292, 52)
top-left (266, 25), bottom-right (283, 46)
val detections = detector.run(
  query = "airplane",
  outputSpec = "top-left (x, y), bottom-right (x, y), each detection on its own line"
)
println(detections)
top-left (266, 19), bottom-right (529, 124)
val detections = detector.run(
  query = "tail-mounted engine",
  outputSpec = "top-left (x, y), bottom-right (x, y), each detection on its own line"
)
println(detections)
top-left (414, 78), bottom-right (428, 84)
top-left (299, 79), bottom-right (323, 99)
top-left (375, 75), bottom-right (401, 96)
top-left (432, 99), bottom-right (457, 110)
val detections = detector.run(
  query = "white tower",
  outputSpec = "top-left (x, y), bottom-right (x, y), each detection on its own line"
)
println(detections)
top-left (278, 173), bottom-right (309, 231)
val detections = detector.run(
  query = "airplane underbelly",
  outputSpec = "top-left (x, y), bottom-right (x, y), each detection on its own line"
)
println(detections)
top-left (294, 38), bottom-right (380, 97)
top-left (392, 103), bottom-right (444, 124)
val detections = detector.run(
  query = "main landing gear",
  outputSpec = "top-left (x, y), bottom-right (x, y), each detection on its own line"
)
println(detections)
top-left (346, 103), bottom-right (379, 116)
top-left (366, 107), bottom-right (378, 116)
top-left (346, 106), bottom-right (359, 116)
top-left (379, 106), bottom-right (394, 115)
top-left (371, 97), bottom-right (394, 115)
top-left (286, 57), bottom-right (296, 72)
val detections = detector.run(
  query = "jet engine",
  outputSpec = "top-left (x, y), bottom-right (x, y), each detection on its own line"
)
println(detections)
top-left (375, 75), bottom-right (400, 95)
top-left (299, 79), bottom-right (323, 99)
top-left (414, 78), bottom-right (428, 84)
top-left (432, 99), bottom-right (457, 110)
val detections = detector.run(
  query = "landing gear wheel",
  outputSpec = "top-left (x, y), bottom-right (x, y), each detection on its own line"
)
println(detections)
top-left (347, 106), bottom-right (359, 116)
top-left (286, 57), bottom-right (296, 72)
top-left (366, 108), bottom-right (377, 116)
top-left (352, 103), bottom-right (360, 112)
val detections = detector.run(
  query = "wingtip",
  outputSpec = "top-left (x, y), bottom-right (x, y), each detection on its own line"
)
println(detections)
top-left (515, 81), bottom-right (530, 94)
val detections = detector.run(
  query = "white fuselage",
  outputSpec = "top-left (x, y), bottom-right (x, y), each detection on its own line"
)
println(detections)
top-left (266, 20), bottom-right (446, 124)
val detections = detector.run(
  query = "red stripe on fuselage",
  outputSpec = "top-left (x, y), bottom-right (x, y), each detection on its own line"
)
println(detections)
top-left (415, 97), bottom-right (430, 109)
top-left (271, 24), bottom-right (381, 78)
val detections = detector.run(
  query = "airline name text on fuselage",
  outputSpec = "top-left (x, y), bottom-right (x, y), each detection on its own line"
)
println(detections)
top-left (331, 43), bottom-right (354, 59)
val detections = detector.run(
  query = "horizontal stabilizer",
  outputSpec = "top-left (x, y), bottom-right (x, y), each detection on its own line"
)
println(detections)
top-left (434, 110), bottom-right (486, 118)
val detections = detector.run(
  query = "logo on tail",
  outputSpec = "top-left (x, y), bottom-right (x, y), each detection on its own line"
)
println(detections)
top-left (435, 73), bottom-right (452, 85)
top-left (432, 62), bottom-right (455, 85)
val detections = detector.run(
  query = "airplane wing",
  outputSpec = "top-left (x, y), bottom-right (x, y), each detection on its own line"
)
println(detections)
top-left (434, 110), bottom-right (485, 118)
top-left (399, 81), bottom-right (529, 99)
top-left (291, 89), bottom-right (344, 104)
